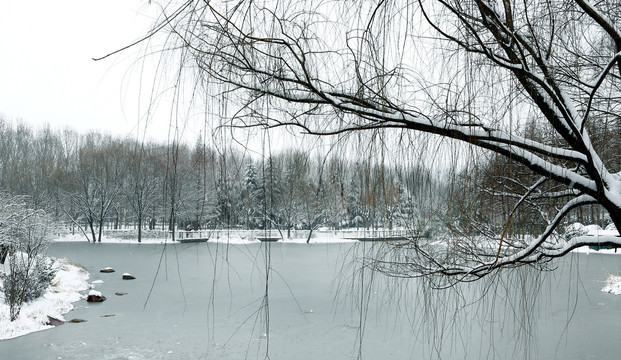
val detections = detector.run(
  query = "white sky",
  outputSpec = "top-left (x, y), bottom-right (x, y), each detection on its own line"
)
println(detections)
top-left (0, 0), bottom-right (455, 162)
top-left (0, 0), bottom-right (177, 143)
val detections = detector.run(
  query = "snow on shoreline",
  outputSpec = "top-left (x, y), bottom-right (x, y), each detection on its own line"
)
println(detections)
top-left (0, 257), bottom-right (90, 340)
top-left (52, 232), bottom-right (360, 245)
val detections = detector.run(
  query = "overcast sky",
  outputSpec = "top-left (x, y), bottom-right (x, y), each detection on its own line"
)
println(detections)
top-left (0, 0), bottom-right (179, 142)
top-left (0, 1), bottom-right (395, 156)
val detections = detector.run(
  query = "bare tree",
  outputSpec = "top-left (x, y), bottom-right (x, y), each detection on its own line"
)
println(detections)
top-left (124, 145), bottom-right (161, 243)
top-left (299, 155), bottom-right (325, 243)
top-left (112, 0), bottom-right (621, 282)
top-left (188, 136), bottom-right (220, 230)
top-left (278, 150), bottom-right (309, 237)
top-left (62, 134), bottom-right (122, 243)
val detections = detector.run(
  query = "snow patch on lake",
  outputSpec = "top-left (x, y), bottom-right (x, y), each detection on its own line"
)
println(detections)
top-left (0, 257), bottom-right (90, 340)
top-left (602, 275), bottom-right (621, 295)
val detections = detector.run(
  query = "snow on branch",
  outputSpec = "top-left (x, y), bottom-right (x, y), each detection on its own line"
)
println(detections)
top-left (137, 0), bottom-right (621, 280)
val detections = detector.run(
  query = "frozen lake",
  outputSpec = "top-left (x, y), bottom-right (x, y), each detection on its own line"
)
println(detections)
top-left (2, 241), bottom-right (621, 359)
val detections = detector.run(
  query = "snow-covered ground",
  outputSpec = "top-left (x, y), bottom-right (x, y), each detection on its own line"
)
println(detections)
top-left (53, 231), bottom-right (363, 245)
top-left (570, 225), bottom-right (621, 255)
top-left (0, 257), bottom-right (89, 340)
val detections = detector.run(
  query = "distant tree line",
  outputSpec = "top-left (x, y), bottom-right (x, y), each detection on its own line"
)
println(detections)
top-left (0, 116), bottom-right (613, 244)
top-left (0, 118), bottom-right (448, 242)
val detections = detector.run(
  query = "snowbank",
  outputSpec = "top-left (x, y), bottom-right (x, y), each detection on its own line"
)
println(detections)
top-left (568, 223), bottom-right (621, 255)
top-left (571, 231), bottom-right (621, 255)
top-left (53, 231), bottom-right (362, 245)
top-left (573, 245), bottom-right (621, 255)
top-left (0, 258), bottom-right (89, 340)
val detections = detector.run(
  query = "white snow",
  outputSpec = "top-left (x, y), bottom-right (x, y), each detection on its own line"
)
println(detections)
top-left (88, 289), bottom-right (101, 297)
top-left (566, 222), bottom-right (587, 234)
top-left (583, 224), bottom-right (603, 235)
top-left (91, 280), bottom-right (104, 285)
top-left (0, 257), bottom-right (90, 340)
top-left (566, 222), bottom-right (621, 255)
top-left (53, 230), bottom-right (365, 245)
top-left (602, 275), bottom-right (621, 295)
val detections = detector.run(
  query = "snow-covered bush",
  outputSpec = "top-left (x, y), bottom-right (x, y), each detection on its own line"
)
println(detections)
top-left (1, 254), bottom-right (56, 321)
top-left (564, 223), bottom-right (587, 240)
top-left (0, 192), bottom-right (56, 321)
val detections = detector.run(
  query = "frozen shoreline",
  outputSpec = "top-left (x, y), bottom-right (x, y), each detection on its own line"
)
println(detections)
top-left (0, 258), bottom-right (90, 340)
top-left (4, 228), bottom-right (621, 341)
top-left (52, 232), bottom-right (361, 245)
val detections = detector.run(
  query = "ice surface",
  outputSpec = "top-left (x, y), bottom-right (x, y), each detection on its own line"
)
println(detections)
top-left (0, 242), bottom-right (614, 360)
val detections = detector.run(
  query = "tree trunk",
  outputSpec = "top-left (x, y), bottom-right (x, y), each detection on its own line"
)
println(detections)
top-left (603, 199), bottom-right (621, 233)
top-left (0, 245), bottom-right (8, 264)
top-left (89, 219), bottom-right (97, 244)
top-left (169, 205), bottom-right (176, 242)
top-left (306, 227), bottom-right (314, 244)
top-left (98, 219), bottom-right (103, 243)
top-left (137, 216), bottom-right (143, 243)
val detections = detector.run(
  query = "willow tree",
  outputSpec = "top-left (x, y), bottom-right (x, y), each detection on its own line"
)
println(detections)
top-left (109, 0), bottom-right (621, 281)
